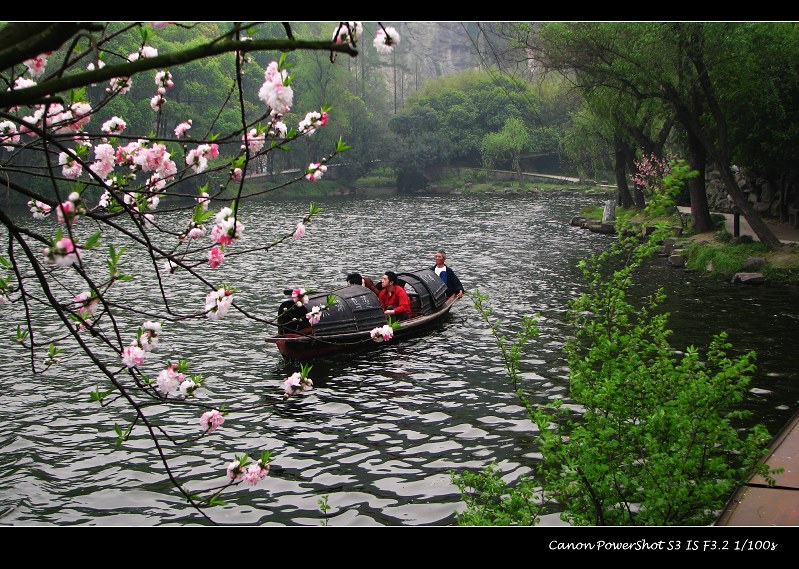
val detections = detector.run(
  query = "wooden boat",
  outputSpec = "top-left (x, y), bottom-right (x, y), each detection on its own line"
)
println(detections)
top-left (265, 268), bottom-right (458, 360)
top-left (715, 408), bottom-right (799, 526)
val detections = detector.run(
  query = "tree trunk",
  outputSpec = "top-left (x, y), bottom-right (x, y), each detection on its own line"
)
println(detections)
top-left (683, 24), bottom-right (783, 249)
top-left (718, 165), bottom-right (783, 249)
top-left (684, 131), bottom-right (714, 232)
top-left (614, 135), bottom-right (633, 208)
top-left (621, 142), bottom-right (646, 209)
top-left (514, 157), bottom-right (526, 189)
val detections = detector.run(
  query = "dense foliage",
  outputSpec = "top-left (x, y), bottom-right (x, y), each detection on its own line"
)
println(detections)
top-left (387, 70), bottom-right (563, 190)
top-left (455, 166), bottom-right (774, 526)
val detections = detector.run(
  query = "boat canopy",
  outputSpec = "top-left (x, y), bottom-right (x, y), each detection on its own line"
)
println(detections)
top-left (306, 285), bottom-right (386, 337)
top-left (398, 268), bottom-right (448, 312)
top-left (276, 269), bottom-right (448, 337)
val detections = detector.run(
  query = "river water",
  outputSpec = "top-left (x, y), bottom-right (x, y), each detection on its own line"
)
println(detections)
top-left (1, 191), bottom-right (797, 526)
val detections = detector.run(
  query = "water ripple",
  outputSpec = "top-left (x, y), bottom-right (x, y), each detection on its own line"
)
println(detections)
top-left (2, 193), bottom-right (799, 525)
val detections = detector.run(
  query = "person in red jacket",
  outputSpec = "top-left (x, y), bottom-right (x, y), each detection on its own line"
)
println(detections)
top-left (378, 271), bottom-right (411, 320)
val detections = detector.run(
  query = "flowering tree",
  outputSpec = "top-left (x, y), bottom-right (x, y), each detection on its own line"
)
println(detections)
top-left (0, 21), bottom-right (400, 521)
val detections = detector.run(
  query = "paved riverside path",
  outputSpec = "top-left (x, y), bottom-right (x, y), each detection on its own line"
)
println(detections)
top-left (677, 206), bottom-right (799, 244)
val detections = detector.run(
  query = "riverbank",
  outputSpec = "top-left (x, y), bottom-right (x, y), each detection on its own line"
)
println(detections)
top-left (575, 204), bottom-right (799, 284)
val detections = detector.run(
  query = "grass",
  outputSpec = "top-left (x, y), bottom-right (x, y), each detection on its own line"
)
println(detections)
top-left (354, 167), bottom-right (395, 188)
top-left (683, 236), bottom-right (799, 283)
top-left (576, 203), bottom-right (799, 284)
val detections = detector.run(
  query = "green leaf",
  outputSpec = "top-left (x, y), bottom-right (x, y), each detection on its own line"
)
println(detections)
top-left (335, 136), bottom-right (352, 153)
top-left (83, 232), bottom-right (101, 250)
top-left (69, 87), bottom-right (87, 104)
top-left (139, 26), bottom-right (152, 43)
top-left (0, 256), bottom-right (11, 269)
top-left (207, 495), bottom-right (227, 507)
top-left (193, 204), bottom-right (213, 223)
top-left (278, 52), bottom-right (288, 69)
top-left (15, 325), bottom-right (28, 343)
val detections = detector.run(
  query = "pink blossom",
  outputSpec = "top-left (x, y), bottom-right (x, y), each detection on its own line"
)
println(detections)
top-left (333, 22), bottom-right (363, 44)
top-left (121, 343), bottom-right (146, 368)
top-left (211, 207), bottom-right (244, 245)
top-left (149, 22), bottom-right (173, 29)
top-left (67, 102), bottom-right (92, 131)
top-left (200, 409), bottom-right (225, 433)
top-left (231, 167), bottom-right (243, 181)
top-left (205, 287), bottom-right (233, 319)
top-left (227, 459), bottom-right (245, 481)
top-left (150, 94), bottom-right (165, 111)
top-left (28, 200), bottom-right (51, 219)
top-left (129, 142), bottom-right (176, 180)
top-left (293, 222), bottom-right (306, 240)
top-left (269, 119), bottom-right (287, 138)
top-left (298, 111), bottom-right (328, 135)
top-left (43, 236), bottom-right (80, 267)
top-left (12, 77), bottom-right (36, 91)
top-left (56, 194), bottom-right (84, 224)
top-left (156, 363), bottom-right (184, 395)
top-left (243, 461), bottom-right (270, 485)
top-left (283, 372), bottom-right (313, 396)
top-left (179, 379), bottom-right (197, 398)
top-left (154, 70), bottom-right (173, 89)
top-left (97, 191), bottom-right (111, 209)
top-left (0, 120), bottom-right (20, 150)
top-left (208, 247), bottom-right (225, 268)
top-left (305, 305), bottom-right (324, 325)
top-left (58, 151), bottom-right (82, 179)
top-left (130, 46), bottom-right (158, 61)
top-left (145, 174), bottom-right (167, 196)
top-left (291, 287), bottom-right (308, 306)
top-left (186, 148), bottom-right (208, 174)
top-left (24, 53), bottom-right (49, 77)
top-left (370, 324), bottom-right (394, 343)
top-left (374, 26), bottom-right (401, 55)
top-left (101, 116), bottom-right (126, 135)
top-left (187, 225), bottom-right (206, 240)
top-left (242, 128), bottom-right (265, 153)
top-left (304, 163), bottom-right (327, 182)
top-left (73, 291), bottom-right (99, 316)
top-left (116, 140), bottom-right (142, 164)
top-left (108, 76), bottom-right (132, 94)
top-left (258, 61), bottom-right (293, 114)
top-left (196, 191), bottom-right (210, 211)
top-left (186, 144), bottom-right (218, 174)
top-left (174, 120), bottom-right (192, 138)
top-left (90, 143), bottom-right (115, 180)
top-left (139, 321), bottom-right (161, 351)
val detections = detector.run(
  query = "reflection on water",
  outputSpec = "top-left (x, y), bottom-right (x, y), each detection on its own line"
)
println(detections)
top-left (0, 192), bottom-right (797, 525)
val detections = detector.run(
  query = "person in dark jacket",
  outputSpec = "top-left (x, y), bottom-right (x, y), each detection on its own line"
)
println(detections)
top-left (346, 272), bottom-right (380, 296)
top-left (431, 250), bottom-right (464, 299)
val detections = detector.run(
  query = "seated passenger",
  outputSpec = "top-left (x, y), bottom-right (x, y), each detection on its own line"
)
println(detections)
top-left (346, 272), bottom-right (380, 296)
top-left (378, 271), bottom-right (411, 321)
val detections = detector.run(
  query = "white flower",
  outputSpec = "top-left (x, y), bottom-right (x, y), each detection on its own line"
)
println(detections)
top-left (374, 26), bottom-right (400, 55)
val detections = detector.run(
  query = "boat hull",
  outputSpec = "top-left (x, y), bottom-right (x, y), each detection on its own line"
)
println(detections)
top-left (266, 297), bottom-right (456, 360)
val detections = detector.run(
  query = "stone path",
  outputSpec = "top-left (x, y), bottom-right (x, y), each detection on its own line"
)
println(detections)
top-left (677, 207), bottom-right (799, 244)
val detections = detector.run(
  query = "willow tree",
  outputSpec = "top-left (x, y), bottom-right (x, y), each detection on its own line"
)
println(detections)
top-left (496, 22), bottom-right (785, 247)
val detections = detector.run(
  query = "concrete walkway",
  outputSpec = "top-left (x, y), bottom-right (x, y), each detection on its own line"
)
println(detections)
top-left (716, 410), bottom-right (799, 526)
top-left (677, 206), bottom-right (799, 244)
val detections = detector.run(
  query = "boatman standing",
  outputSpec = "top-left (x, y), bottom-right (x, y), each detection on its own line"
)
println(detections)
top-left (431, 250), bottom-right (464, 299)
